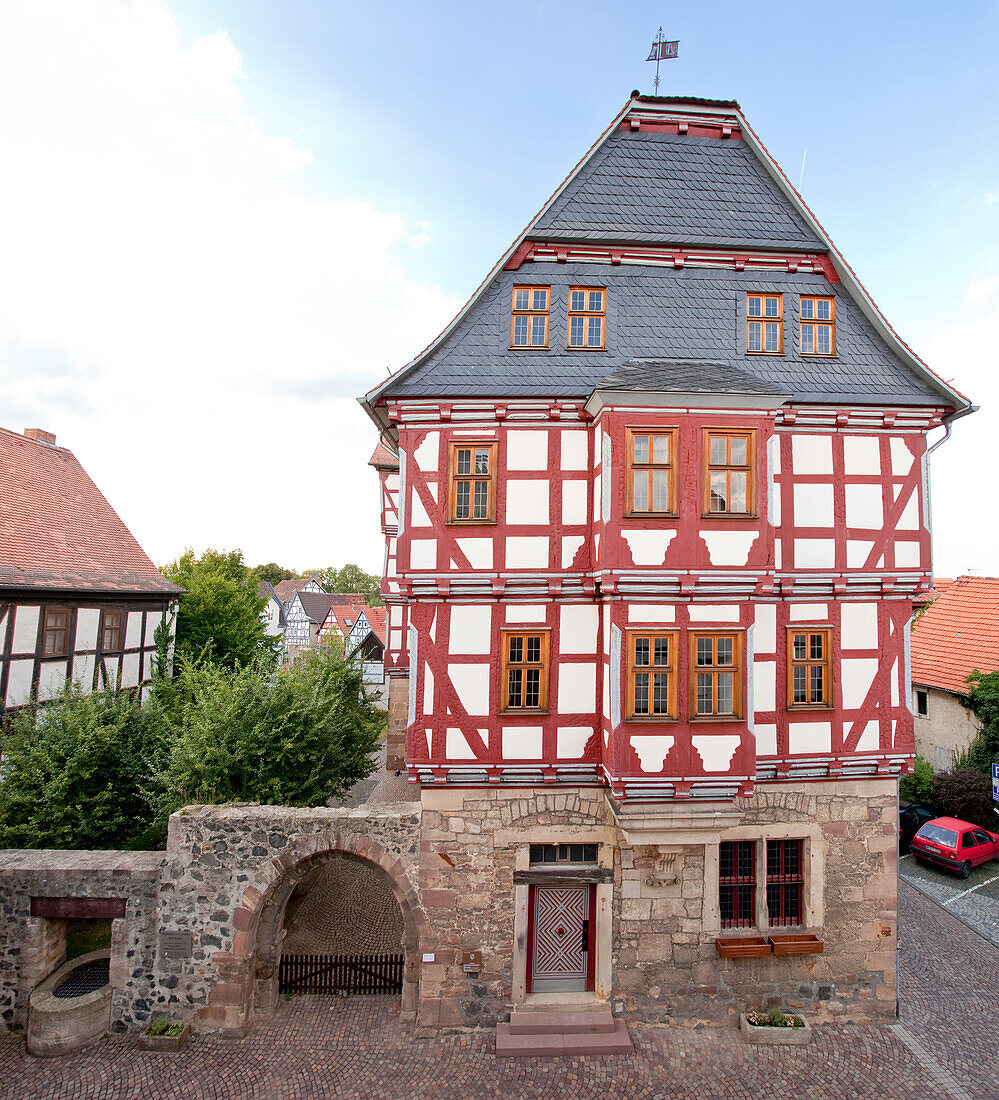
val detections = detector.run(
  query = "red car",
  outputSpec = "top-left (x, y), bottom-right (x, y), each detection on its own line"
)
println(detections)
top-left (910, 816), bottom-right (999, 878)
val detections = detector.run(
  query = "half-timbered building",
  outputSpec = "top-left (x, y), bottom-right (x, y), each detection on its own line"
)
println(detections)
top-left (0, 427), bottom-right (180, 713)
top-left (360, 94), bottom-right (972, 1037)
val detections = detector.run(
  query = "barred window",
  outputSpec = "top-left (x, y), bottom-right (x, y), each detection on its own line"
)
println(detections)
top-left (766, 839), bottom-right (804, 926)
top-left (720, 840), bottom-right (756, 929)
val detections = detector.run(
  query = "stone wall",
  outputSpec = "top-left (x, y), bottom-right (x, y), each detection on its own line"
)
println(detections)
top-left (913, 686), bottom-right (981, 772)
top-left (385, 675), bottom-right (408, 771)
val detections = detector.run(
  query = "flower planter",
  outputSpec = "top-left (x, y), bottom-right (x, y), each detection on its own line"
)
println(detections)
top-left (137, 1022), bottom-right (191, 1052)
top-left (768, 934), bottom-right (823, 956)
top-left (715, 936), bottom-right (771, 959)
top-left (740, 1012), bottom-right (811, 1045)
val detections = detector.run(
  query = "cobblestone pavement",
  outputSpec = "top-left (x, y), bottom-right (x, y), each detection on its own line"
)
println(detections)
top-left (900, 848), bottom-right (999, 947)
top-left (1, 883), bottom-right (994, 1100)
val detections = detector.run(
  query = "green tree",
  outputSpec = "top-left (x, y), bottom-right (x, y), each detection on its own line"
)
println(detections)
top-left (0, 685), bottom-right (163, 849)
top-left (959, 670), bottom-right (999, 780)
top-left (155, 647), bottom-right (383, 817)
top-left (899, 754), bottom-right (935, 808)
top-left (163, 548), bottom-right (278, 669)
top-left (254, 562), bottom-right (299, 586)
top-left (304, 563), bottom-right (383, 606)
top-left (933, 768), bottom-right (996, 830)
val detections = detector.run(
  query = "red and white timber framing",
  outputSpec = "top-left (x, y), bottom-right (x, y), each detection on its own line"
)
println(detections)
top-left (374, 398), bottom-right (939, 801)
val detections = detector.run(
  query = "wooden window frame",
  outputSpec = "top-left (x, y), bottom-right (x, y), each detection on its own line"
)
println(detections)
top-left (702, 428), bottom-right (756, 518)
top-left (42, 607), bottom-right (71, 659)
top-left (625, 629), bottom-right (679, 721)
top-left (566, 286), bottom-right (606, 350)
top-left (746, 292), bottom-right (783, 354)
top-left (799, 295), bottom-right (836, 357)
top-left (101, 609), bottom-right (125, 654)
top-left (786, 627), bottom-right (833, 709)
top-left (510, 285), bottom-right (550, 349)
top-left (766, 839), bottom-right (805, 927)
top-left (689, 631), bottom-right (743, 720)
top-left (624, 427), bottom-right (678, 518)
top-left (500, 628), bottom-right (550, 713)
top-left (447, 440), bottom-right (497, 525)
top-left (719, 840), bottom-right (757, 929)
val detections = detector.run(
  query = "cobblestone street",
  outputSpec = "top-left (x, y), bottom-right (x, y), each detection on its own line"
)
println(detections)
top-left (1, 882), bottom-right (994, 1100)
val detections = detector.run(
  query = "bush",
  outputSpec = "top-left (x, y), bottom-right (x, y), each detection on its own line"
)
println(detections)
top-left (900, 754), bottom-right (935, 808)
top-left (932, 769), bottom-right (996, 831)
top-left (0, 685), bottom-right (164, 849)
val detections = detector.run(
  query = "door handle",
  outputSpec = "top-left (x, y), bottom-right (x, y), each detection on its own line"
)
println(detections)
top-left (580, 919), bottom-right (589, 952)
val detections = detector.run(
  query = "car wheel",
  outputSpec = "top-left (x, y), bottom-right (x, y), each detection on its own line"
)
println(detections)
top-left (959, 861), bottom-right (972, 879)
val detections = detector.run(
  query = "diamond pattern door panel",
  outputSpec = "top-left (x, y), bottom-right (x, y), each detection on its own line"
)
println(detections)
top-left (531, 885), bottom-right (588, 991)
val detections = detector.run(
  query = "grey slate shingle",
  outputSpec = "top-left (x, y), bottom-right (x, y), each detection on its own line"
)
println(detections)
top-left (598, 360), bottom-right (789, 397)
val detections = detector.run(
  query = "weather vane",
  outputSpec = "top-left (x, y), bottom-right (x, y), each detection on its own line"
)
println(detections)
top-left (645, 26), bottom-right (679, 95)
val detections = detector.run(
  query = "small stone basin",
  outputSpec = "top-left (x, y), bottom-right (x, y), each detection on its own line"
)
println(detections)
top-left (28, 949), bottom-right (113, 1057)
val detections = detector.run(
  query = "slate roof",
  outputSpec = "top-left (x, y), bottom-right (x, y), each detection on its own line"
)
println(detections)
top-left (0, 427), bottom-right (181, 596)
top-left (257, 581), bottom-right (287, 625)
top-left (298, 591), bottom-right (340, 625)
top-left (385, 265), bottom-right (942, 404)
top-left (534, 130), bottom-right (823, 251)
top-left (911, 577), bottom-right (999, 694)
top-left (598, 359), bottom-right (790, 397)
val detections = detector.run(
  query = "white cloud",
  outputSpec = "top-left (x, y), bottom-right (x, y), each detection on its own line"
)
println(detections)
top-left (964, 274), bottom-right (999, 307)
top-left (0, 0), bottom-right (458, 570)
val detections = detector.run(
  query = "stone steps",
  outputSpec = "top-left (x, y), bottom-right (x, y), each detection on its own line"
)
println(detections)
top-left (496, 1007), bottom-right (633, 1058)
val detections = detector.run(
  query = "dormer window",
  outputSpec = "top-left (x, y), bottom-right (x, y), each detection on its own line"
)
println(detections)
top-left (800, 296), bottom-right (835, 356)
top-left (510, 286), bottom-right (549, 347)
top-left (746, 293), bottom-right (783, 354)
top-left (568, 287), bottom-right (606, 349)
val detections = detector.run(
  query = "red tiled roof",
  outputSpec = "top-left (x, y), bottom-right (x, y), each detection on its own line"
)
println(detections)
top-left (0, 427), bottom-right (180, 595)
top-left (911, 576), bottom-right (999, 694)
top-left (273, 577), bottom-right (324, 604)
top-left (319, 596), bottom-right (386, 645)
top-left (368, 438), bottom-right (399, 470)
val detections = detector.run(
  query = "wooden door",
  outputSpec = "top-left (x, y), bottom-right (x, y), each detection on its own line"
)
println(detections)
top-left (527, 884), bottom-right (595, 993)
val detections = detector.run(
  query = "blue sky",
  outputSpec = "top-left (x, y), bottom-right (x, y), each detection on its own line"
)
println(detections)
top-left (1, 1), bottom-right (996, 575)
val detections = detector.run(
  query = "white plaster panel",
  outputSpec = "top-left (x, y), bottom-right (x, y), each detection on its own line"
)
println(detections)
top-left (789, 603), bottom-right (828, 621)
top-left (448, 663), bottom-right (490, 715)
top-left (503, 726), bottom-right (543, 758)
top-left (846, 484), bottom-right (883, 529)
top-left (594, 473), bottom-right (602, 521)
top-left (843, 435), bottom-right (880, 476)
top-left (895, 541), bottom-right (921, 568)
top-left (841, 658), bottom-right (879, 709)
top-left (794, 539), bottom-right (835, 568)
top-left (390, 629), bottom-right (402, 650)
top-left (792, 434), bottom-right (833, 474)
top-left (788, 721), bottom-right (831, 754)
top-left (557, 727), bottom-right (593, 758)
top-left (631, 735), bottom-right (675, 772)
top-left (774, 540), bottom-right (782, 569)
top-left (840, 602), bottom-right (878, 650)
top-left (5, 659), bottom-right (33, 707)
top-left (560, 431), bottom-right (589, 471)
top-left (890, 661), bottom-right (899, 706)
top-left (390, 606), bottom-right (402, 626)
top-left (623, 530), bottom-right (673, 566)
top-left (410, 540), bottom-right (437, 570)
top-left (561, 536), bottom-right (584, 568)
top-left (449, 605), bottom-right (492, 655)
top-left (846, 540), bottom-right (874, 568)
top-left (457, 538), bottom-right (493, 569)
top-left (410, 494), bottom-right (432, 528)
top-left (793, 483), bottom-right (834, 528)
top-left (702, 530), bottom-right (757, 566)
top-left (856, 721), bottom-right (880, 752)
top-left (11, 606), bottom-right (39, 653)
top-left (121, 651), bottom-right (141, 689)
top-left (755, 724), bottom-right (777, 756)
top-left (770, 434), bottom-right (780, 475)
top-left (561, 480), bottom-right (587, 526)
top-left (891, 437), bottom-right (913, 475)
top-left (506, 479), bottom-right (550, 525)
top-left (73, 654), bottom-right (95, 690)
top-left (125, 613), bottom-right (142, 650)
top-left (559, 605), bottom-right (598, 654)
top-left (386, 473), bottom-right (399, 492)
top-left (446, 727), bottom-right (477, 759)
top-left (75, 608), bottom-right (100, 651)
top-left (37, 661), bottom-right (67, 702)
top-left (144, 611), bottom-right (163, 647)
top-left (102, 656), bottom-right (120, 689)
top-left (896, 492), bottom-right (919, 531)
top-left (505, 537), bottom-right (549, 569)
top-left (558, 662), bottom-right (596, 713)
top-left (506, 605), bottom-right (548, 623)
top-left (753, 660), bottom-right (776, 712)
top-left (426, 483), bottom-right (439, 503)
top-left (687, 604), bottom-right (741, 623)
top-left (771, 485), bottom-right (781, 526)
top-left (754, 604), bottom-right (777, 652)
top-left (629, 604), bottom-right (675, 623)
top-left (507, 430), bottom-right (550, 471)
top-left (413, 432), bottom-right (439, 472)
top-left (423, 665), bottom-right (434, 715)
top-left (417, 729), bottom-right (431, 758)
top-left (692, 735), bottom-right (741, 772)
top-left (602, 672), bottom-right (610, 719)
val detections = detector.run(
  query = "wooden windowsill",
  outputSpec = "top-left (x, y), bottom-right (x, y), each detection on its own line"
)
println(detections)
top-left (690, 715), bottom-right (744, 723)
top-left (700, 512), bottom-right (758, 521)
top-left (624, 716), bottom-right (678, 724)
top-left (744, 351), bottom-right (784, 356)
top-left (624, 512), bottom-right (678, 522)
top-left (500, 709), bottom-right (549, 717)
top-left (445, 519), bottom-right (498, 527)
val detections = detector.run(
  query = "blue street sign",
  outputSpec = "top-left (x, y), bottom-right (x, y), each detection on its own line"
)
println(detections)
top-left (993, 763), bottom-right (999, 803)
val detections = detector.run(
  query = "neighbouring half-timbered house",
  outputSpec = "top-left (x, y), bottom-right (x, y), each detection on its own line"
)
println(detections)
top-left (258, 581), bottom-right (288, 657)
top-left (360, 94), bottom-right (972, 1039)
top-left (0, 427), bottom-right (181, 713)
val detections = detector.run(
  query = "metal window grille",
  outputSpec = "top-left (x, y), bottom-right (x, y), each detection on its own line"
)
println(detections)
top-left (719, 840), bottom-right (756, 928)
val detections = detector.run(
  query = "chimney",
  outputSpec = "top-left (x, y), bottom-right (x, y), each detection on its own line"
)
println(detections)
top-left (24, 428), bottom-right (56, 445)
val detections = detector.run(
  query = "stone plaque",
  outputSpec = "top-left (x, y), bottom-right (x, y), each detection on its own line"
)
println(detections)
top-left (461, 950), bottom-right (482, 973)
top-left (160, 930), bottom-right (193, 958)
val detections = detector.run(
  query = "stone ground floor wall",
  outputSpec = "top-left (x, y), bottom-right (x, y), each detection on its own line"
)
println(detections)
top-left (417, 779), bottom-right (899, 1029)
